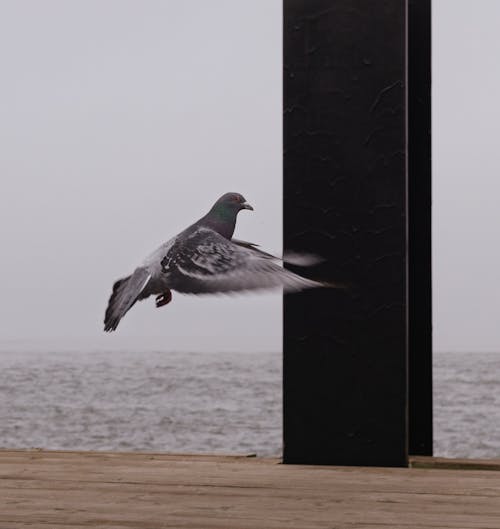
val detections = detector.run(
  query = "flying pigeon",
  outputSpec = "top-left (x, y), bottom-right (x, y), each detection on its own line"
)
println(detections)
top-left (104, 192), bottom-right (325, 332)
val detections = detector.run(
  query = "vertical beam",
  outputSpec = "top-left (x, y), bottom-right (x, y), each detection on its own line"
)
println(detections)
top-left (283, 0), bottom-right (408, 466)
top-left (408, 0), bottom-right (432, 456)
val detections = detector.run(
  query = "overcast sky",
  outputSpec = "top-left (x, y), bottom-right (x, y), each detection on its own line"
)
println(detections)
top-left (0, 0), bottom-right (282, 353)
top-left (433, 0), bottom-right (500, 352)
top-left (0, 0), bottom-right (499, 353)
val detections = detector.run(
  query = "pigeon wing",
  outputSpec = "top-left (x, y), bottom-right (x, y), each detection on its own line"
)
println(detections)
top-left (232, 238), bottom-right (324, 267)
top-left (162, 228), bottom-right (322, 295)
top-left (232, 238), bottom-right (276, 259)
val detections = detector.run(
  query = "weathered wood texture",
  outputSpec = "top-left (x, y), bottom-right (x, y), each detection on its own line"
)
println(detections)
top-left (411, 456), bottom-right (500, 472)
top-left (2, 450), bottom-right (500, 528)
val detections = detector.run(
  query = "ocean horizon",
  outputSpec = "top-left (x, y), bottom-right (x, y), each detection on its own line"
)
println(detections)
top-left (0, 349), bottom-right (498, 459)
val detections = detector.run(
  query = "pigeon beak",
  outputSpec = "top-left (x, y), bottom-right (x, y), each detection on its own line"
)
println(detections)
top-left (242, 202), bottom-right (254, 211)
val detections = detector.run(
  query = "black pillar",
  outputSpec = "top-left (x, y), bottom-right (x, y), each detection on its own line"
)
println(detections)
top-left (283, 0), bottom-right (409, 467)
top-left (408, 0), bottom-right (432, 456)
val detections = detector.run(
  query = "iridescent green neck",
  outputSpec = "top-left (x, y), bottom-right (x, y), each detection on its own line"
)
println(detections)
top-left (211, 203), bottom-right (235, 222)
top-left (201, 204), bottom-right (238, 239)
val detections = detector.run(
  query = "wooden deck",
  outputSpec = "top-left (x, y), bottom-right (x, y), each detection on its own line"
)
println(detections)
top-left (1, 450), bottom-right (500, 528)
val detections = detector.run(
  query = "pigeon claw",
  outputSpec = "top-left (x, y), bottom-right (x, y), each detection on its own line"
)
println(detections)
top-left (155, 290), bottom-right (172, 308)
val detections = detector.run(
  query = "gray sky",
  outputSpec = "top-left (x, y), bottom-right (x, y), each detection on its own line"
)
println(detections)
top-left (433, 0), bottom-right (500, 352)
top-left (0, 0), bottom-right (281, 353)
top-left (1, 0), bottom-right (499, 353)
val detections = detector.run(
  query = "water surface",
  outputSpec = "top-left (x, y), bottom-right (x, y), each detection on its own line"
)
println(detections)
top-left (1, 350), bottom-right (498, 459)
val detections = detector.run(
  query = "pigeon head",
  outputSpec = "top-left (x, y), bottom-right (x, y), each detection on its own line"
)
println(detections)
top-left (212, 193), bottom-right (253, 214)
top-left (202, 193), bottom-right (253, 239)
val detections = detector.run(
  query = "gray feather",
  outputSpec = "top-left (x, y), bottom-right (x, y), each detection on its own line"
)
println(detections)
top-left (161, 228), bottom-right (324, 295)
top-left (232, 239), bottom-right (324, 266)
top-left (104, 267), bottom-right (152, 332)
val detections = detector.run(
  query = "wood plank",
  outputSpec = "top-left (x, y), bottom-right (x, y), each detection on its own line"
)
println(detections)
top-left (411, 455), bottom-right (500, 471)
top-left (1, 450), bottom-right (500, 528)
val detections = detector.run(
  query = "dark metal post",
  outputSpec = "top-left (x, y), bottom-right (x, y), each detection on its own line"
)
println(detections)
top-left (408, 0), bottom-right (432, 456)
top-left (283, 0), bottom-right (409, 466)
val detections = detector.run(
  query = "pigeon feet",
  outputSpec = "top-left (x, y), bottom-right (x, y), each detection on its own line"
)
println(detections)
top-left (155, 290), bottom-right (172, 308)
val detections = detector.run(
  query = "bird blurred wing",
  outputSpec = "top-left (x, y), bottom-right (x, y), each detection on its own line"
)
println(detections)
top-left (162, 228), bottom-right (322, 295)
top-left (232, 238), bottom-right (325, 267)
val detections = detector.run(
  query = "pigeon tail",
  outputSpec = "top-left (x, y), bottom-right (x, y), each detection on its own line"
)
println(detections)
top-left (104, 268), bottom-right (152, 332)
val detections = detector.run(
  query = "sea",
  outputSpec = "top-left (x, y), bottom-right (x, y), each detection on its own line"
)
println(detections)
top-left (0, 350), bottom-right (499, 459)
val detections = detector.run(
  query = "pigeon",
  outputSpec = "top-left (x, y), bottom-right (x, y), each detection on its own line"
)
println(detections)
top-left (104, 192), bottom-right (326, 332)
